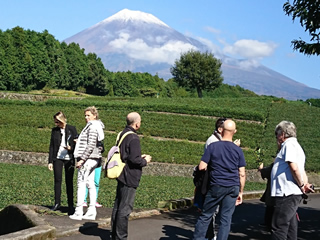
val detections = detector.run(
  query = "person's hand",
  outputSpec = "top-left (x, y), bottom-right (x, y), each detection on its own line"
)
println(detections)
top-left (142, 154), bottom-right (152, 163)
top-left (234, 139), bottom-right (241, 146)
top-left (76, 160), bottom-right (84, 168)
top-left (235, 192), bottom-right (243, 206)
top-left (48, 163), bottom-right (53, 171)
top-left (303, 183), bottom-right (315, 194)
top-left (65, 145), bottom-right (71, 150)
top-left (258, 162), bottom-right (264, 172)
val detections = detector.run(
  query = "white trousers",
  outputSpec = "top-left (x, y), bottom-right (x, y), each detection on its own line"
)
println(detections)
top-left (75, 159), bottom-right (98, 215)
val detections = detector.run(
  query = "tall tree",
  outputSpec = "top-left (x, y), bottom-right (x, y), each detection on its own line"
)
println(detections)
top-left (86, 53), bottom-right (108, 95)
top-left (283, 0), bottom-right (320, 55)
top-left (64, 42), bottom-right (88, 91)
top-left (170, 50), bottom-right (223, 98)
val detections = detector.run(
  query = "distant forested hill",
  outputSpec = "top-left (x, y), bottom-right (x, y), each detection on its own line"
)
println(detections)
top-left (0, 27), bottom-right (259, 98)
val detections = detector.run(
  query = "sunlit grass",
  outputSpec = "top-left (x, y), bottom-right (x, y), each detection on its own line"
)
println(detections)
top-left (0, 163), bottom-right (266, 209)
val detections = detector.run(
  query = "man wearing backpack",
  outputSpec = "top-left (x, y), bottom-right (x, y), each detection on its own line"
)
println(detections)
top-left (111, 112), bottom-right (152, 240)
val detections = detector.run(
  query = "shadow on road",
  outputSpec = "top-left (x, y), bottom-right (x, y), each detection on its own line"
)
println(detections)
top-left (160, 225), bottom-right (194, 239)
top-left (79, 223), bottom-right (111, 240)
top-left (62, 195), bottom-right (320, 240)
top-left (156, 197), bottom-right (320, 240)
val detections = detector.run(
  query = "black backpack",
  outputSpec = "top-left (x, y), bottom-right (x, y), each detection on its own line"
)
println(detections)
top-left (193, 165), bottom-right (209, 195)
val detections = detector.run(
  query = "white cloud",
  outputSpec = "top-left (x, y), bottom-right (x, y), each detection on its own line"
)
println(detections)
top-left (196, 37), bottom-right (223, 58)
top-left (223, 39), bottom-right (277, 59)
top-left (237, 59), bottom-right (261, 69)
top-left (155, 36), bottom-right (168, 44)
top-left (108, 32), bottom-right (130, 48)
top-left (109, 32), bottom-right (197, 64)
top-left (202, 25), bottom-right (279, 69)
top-left (108, 31), bottom-right (278, 70)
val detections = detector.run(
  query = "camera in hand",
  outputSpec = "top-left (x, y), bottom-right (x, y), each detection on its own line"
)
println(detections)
top-left (302, 184), bottom-right (315, 204)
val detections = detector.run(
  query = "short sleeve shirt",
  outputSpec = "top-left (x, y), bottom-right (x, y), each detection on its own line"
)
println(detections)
top-left (271, 137), bottom-right (305, 197)
top-left (201, 141), bottom-right (246, 187)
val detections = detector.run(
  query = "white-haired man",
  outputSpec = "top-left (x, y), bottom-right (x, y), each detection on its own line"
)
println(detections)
top-left (271, 120), bottom-right (314, 240)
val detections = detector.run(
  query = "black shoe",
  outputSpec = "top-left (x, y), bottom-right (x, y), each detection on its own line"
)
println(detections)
top-left (68, 206), bottom-right (75, 215)
top-left (51, 203), bottom-right (61, 211)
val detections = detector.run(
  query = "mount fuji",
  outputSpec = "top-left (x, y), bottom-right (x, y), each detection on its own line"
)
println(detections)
top-left (64, 9), bottom-right (320, 100)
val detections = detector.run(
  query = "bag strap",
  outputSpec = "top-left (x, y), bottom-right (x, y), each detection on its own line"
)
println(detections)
top-left (116, 131), bottom-right (135, 147)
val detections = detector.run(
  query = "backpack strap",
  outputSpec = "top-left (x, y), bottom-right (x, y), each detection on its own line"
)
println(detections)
top-left (116, 131), bottom-right (135, 147)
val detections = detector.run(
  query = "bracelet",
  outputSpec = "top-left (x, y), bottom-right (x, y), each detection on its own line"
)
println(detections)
top-left (300, 183), bottom-right (304, 188)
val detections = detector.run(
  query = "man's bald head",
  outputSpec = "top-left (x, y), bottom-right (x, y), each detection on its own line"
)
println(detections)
top-left (222, 119), bottom-right (237, 140)
top-left (223, 119), bottom-right (236, 131)
top-left (127, 112), bottom-right (141, 130)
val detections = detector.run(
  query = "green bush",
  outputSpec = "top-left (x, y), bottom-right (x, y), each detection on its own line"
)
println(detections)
top-left (0, 96), bottom-right (319, 171)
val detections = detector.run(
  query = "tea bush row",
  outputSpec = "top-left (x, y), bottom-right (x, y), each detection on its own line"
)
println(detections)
top-left (0, 162), bottom-right (267, 209)
top-left (1, 97), bottom-right (319, 171)
top-left (0, 100), bottom-right (264, 148)
top-left (0, 96), bottom-right (271, 121)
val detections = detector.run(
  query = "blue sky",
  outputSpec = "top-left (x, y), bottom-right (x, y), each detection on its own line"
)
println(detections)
top-left (1, 0), bottom-right (319, 90)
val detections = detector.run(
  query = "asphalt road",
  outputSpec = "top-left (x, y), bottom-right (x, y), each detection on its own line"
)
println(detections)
top-left (58, 193), bottom-right (320, 240)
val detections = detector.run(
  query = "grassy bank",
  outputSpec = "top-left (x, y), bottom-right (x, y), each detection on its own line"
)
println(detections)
top-left (0, 163), bottom-right (266, 209)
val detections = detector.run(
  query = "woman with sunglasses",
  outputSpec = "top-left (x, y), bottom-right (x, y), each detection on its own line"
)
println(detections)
top-left (48, 111), bottom-right (78, 215)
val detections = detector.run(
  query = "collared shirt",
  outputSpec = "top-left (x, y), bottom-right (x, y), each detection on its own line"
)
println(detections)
top-left (205, 130), bottom-right (222, 149)
top-left (271, 137), bottom-right (305, 197)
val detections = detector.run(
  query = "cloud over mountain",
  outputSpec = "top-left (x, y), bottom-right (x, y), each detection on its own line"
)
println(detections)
top-left (224, 39), bottom-right (277, 59)
top-left (108, 32), bottom-right (196, 64)
top-left (64, 9), bottom-right (320, 100)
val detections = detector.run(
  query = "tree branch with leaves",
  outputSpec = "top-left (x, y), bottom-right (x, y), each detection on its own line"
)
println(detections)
top-left (284, 0), bottom-right (320, 55)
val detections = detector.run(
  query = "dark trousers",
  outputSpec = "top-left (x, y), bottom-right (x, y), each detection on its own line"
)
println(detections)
top-left (264, 205), bottom-right (274, 231)
top-left (111, 181), bottom-right (136, 240)
top-left (53, 159), bottom-right (74, 207)
top-left (271, 195), bottom-right (302, 240)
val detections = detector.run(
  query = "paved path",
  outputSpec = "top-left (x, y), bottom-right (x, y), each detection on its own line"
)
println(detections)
top-left (57, 193), bottom-right (320, 240)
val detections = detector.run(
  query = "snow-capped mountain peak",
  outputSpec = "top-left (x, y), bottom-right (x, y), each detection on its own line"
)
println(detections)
top-left (102, 8), bottom-right (169, 28)
top-left (64, 8), bottom-right (320, 100)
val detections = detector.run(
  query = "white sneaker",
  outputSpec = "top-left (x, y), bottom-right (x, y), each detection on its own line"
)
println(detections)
top-left (69, 213), bottom-right (83, 220)
top-left (82, 212), bottom-right (96, 220)
top-left (95, 202), bottom-right (102, 208)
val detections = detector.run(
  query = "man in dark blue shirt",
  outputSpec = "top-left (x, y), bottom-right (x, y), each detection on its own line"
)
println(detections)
top-left (193, 119), bottom-right (246, 240)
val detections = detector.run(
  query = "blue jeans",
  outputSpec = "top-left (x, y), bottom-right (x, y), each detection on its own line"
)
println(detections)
top-left (111, 181), bottom-right (136, 240)
top-left (271, 194), bottom-right (302, 240)
top-left (193, 185), bottom-right (239, 240)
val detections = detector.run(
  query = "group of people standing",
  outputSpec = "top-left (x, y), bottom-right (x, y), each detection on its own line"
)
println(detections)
top-left (48, 107), bottom-right (314, 240)
top-left (193, 119), bottom-right (314, 240)
top-left (48, 108), bottom-right (151, 239)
